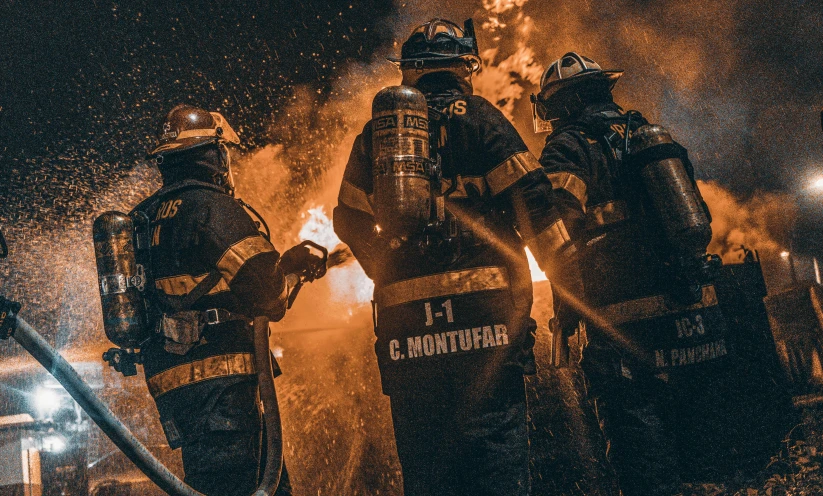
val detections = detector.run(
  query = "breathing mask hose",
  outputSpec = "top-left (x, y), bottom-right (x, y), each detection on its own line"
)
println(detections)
top-left (11, 316), bottom-right (205, 496)
top-left (252, 315), bottom-right (283, 496)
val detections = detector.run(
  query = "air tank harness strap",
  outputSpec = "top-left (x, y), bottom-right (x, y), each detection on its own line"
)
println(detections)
top-left (203, 308), bottom-right (251, 326)
top-left (157, 270), bottom-right (225, 355)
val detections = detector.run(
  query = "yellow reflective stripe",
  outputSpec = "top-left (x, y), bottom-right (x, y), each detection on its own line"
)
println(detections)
top-left (146, 353), bottom-right (255, 398)
top-left (547, 171), bottom-right (588, 208)
top-left (155, 274), bottom-right (230, 296)
top-left (338, 180), bottom-right (374, 216)
top-left (598, 285), bottom-right (718, 326)
top-left (439, 176), bottom-right (487, 198)
top-left (216, 236), bottom-right (276, 284)
top-left (176, 128), bottom-right (219, 140)
top-left (531, 219), bottom-right (571, 254)
top-left (586, 201), bottom-right (628, 228)
top-left (376, 267), bottom-right (509, 308)
top-left (485, 152), bottom-right (541, 196)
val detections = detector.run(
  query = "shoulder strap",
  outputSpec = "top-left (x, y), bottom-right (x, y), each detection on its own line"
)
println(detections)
top-left (180, 270), bottom-right (223, 310)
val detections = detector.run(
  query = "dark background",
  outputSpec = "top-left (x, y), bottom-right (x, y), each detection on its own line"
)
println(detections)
top-left (1, 0), bottom-right (822, 254)
top-left (0, 0), bottom-right (393, 227)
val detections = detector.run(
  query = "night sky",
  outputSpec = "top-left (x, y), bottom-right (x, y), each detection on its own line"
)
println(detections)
top-left (1, 0), bottom-right (822, 252)
top-left (0, 0), bottom-right (393, 227)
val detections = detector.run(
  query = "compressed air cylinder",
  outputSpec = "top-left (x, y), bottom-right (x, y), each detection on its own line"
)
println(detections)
top-left (93, 212), bottom-right (149, 349)
top-left (631, 125), bottom-right (712, 256)
top-left (371, 85), bottom-right (432, 239)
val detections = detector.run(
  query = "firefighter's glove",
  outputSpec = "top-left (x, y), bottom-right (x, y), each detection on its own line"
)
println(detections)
top-left (0, 296), bottom-right (22, 339)
top-left (280, 244), bottom-right (327, 282)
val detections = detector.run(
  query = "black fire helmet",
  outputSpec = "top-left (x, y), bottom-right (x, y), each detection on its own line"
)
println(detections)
top-left (389, 18), bottom-right (482, 73)
top-left (531, 52), bottom-right (623, 132)
top-left (148, 104), bottom-right (240, 159)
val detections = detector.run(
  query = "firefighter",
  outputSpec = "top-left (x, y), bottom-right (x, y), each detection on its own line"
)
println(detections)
top-left (532, 53), bottom-right (742, 494)
top-left (334, 18), bottom-right (565, 496)
top-left (132, 104), bottom-right (325, 496)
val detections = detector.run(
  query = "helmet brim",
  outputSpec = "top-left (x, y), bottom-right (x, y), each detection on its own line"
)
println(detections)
top-left (148, 136), bottom-right (218, 157)
top-left (537, 70), bottom-right (623, 102)
top-left (388, 52), bottom-right (481, 65)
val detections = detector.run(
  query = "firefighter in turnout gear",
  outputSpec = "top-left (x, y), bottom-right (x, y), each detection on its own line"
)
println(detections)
top-left (131, 104), bottom-right (324, 496)
top-left (533, 53), bottom-right (771, 494)
top-left (334, 19), bottom-right (565, 496)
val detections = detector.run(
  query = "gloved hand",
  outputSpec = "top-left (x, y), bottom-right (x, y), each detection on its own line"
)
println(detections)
top-left (279, 244), bottom-right (327, 282)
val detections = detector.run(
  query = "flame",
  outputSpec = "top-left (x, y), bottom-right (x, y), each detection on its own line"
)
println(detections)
top-left (483, 0), bottom-right (529, 14)
top-left (298, 206), bottom-right (342, 250)
top-left (525, 247), bottom-right (547, 282)
top-left (297, 206), bottom-right (374, 305)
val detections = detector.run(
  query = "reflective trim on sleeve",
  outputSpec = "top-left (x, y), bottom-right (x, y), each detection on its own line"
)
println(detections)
top-left (155, 273), bottom-right (230, 296)
top-left (376, 266), bottom-right (509, 309)
top-left (530, 219), bottom-right (571, 254)
top-left (598, 285), bottom-right (718, 326)
top-left (146, 353), bottom-right (256, 398)
top-left (485, 152), bottom-right (542, 196)
top-left (547, 171), bottom-right (588, 208)
top-left (586, 200), bottom-right (629, 229)
top-left (338, 180), bottom-right (375, 216)
top-left (216, 235), bottom-right (276, 284)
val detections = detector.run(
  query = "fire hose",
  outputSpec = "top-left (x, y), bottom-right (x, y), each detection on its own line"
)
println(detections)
top-left (3, 312), bottom-right (283, 496)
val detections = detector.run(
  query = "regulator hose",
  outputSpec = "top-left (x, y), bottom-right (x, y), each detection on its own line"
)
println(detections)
top-left (252, 316), bottom-right (283, 496)
top-left (11, 315), bottom-right (285, 496)
top-left (12, 316), bottom-right (205, 496)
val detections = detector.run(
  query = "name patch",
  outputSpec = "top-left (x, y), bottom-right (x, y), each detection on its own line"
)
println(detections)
top-left (388, 324), bottom-right (509, 361)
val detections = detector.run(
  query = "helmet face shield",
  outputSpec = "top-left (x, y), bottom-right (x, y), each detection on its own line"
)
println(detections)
top-left (218, 143), bottom-right (236, 196)
top-left (530, 94), bottom-right (555, 134)
top-left (209, 112), bottom-right (240, 145)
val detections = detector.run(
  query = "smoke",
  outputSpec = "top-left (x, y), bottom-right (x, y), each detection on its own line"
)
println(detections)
top-left (700, 180), bottom-right (795, 262)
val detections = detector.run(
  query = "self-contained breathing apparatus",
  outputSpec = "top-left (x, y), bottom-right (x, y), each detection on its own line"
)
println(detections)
top-left (371, 85), bottom-right (464, 264)
top-left (93, 202), bottom-right (327, 376)
top-left (628, 122), bottom-right (720, 303)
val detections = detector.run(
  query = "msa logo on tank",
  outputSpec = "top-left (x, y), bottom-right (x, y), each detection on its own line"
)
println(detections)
top-left (387, 297), bottom-right (510, 361)
top-left (373, 114), bottom-right (429, 132)
top-left (653, 312), bottom-right (729, 368)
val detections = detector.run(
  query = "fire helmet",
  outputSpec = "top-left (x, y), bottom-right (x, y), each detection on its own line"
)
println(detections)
top-left (531, 52), bottom-right (622, 132)
top-left (148, 104), bottom-right (240, 158)
top-left (389, 18), bottom-right (482, 88)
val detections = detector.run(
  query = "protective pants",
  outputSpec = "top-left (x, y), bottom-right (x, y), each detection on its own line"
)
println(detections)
top-left (388, 368), bottom-right (530, 496)
top-left (160, 379), bottom-right (291, 496)
top-left (582, 341), bottom-right (744, 496)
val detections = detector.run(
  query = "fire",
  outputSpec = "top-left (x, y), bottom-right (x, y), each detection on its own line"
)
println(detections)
top-left (525, 247), bottom-right (547, 282)
top-left (297, 206), bottom-right (374, 305)
top-left (298, 206), bottom-right (342, 249)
